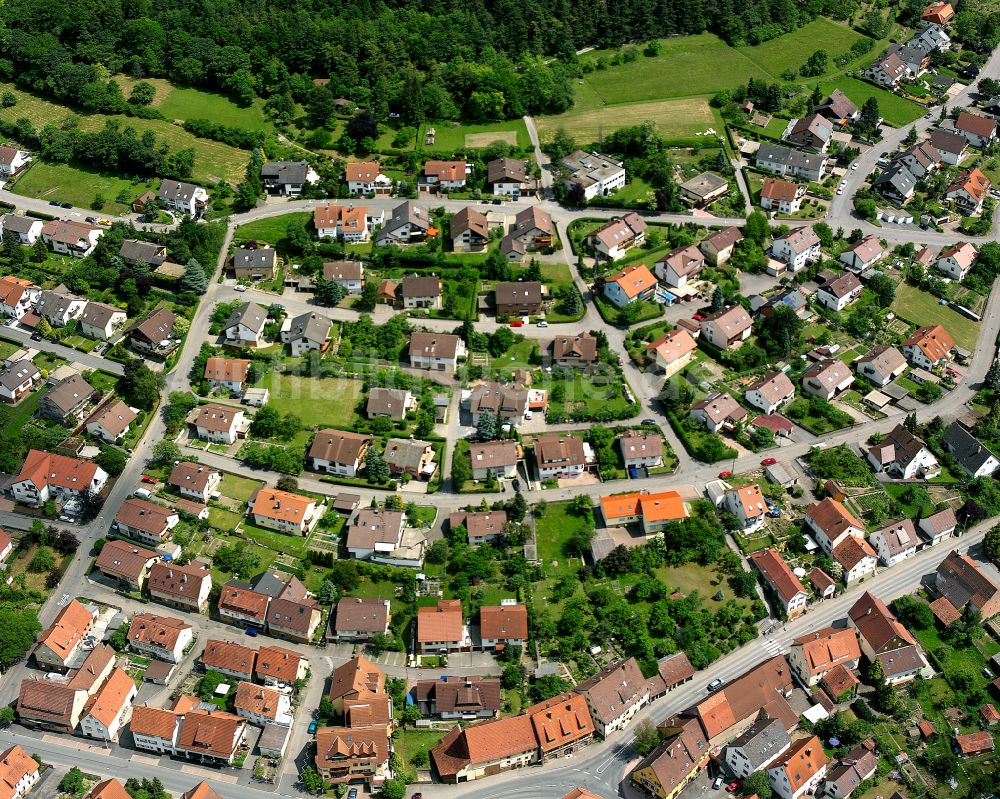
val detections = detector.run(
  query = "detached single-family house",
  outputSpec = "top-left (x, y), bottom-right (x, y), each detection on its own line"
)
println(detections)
top-left (784, 114), bottom-right (833, 151)
top-left (0, 274), bottom-right (39, 317)
top-left (41, 220), bottom-right (102, 257)
top-left (756, 143), bottom-right (827, 182)
top-left (308, 429), bottom-right (371, 477)
top-left (86, 399), bottom-right (137, 445)
top-left (901, 324), bottom-right (954, 369)
top-left (0, 215), bottom-right (42, 246)
top-left (366, 388), bottom-right (414, 421)
top-left (469, 441), bottom-right (519, 480)
top-left (863, 51), bottom-right (910, 87)
top-left (507, 206), bottom-right (553, 251)
top-left (936, 241), bottom-right (978, 280)
top-left (603, 265), bottom-right (657, 308)
top-left (450, 207), bottom-right (489, 252)
top-left (897, 141), bottom-right (941, 178)
top-left (119, 239), bottom-right (167, 268)
top-left (330, 598), bottom-right (391, 643)
top-left (745, 371), bottom-right (795, 415)
top-left (816, 90), bottom-right (859, 127)
top-left (656, 245), bottom-right (705, 288)
top-left (804, 498), bottom-right (866, 555)
top-left (260, 160), bottom-right (318, 196)
top-left (400, 275), bottom-right (442, 309)
top-left (645, 328), bottom-right (697, 377)
top-left (918, 507), bottom-right (957, 546)
top-left (495, 281), bottom-right (544, 316)
top-left (699, 227), bottom-right (744, 266)
top-left (678, 172), bottom-right (729, 207)
top-left (0, 146), bottom-right (30, 176)
top-left (345, 162), bottom-right (391, 196)
top-left (128, 308), bottom-right (176, 355)
top-left (929, 129), bottom-right (969, 165)
top-left (10, 450), bottom-right (107, 509)
top-left (313, 204), bottom-right (384, 243)
top-left (587, 213), bottom-right (646, 261)
top-left (619, 430), bottom-right (664, 470)
top-left (923, 1), bottom-right (955, 25)
top-left (943, 421), bottom-right (1000, 477)
top-left (771, 226), bottom-right (821, 271)
top-left (855, 345), bottom-right (907, 386)
top-left (0, 360), bottom-right (40, 405)
top-left (486, 158), bottom-right (529, 196)
top-left (127, 613), bottom-right (192, 663)
top-left (322, 261), bottom-right (364, 294)
top-left (383, 438), bottom-right (436, 480)
top-left (247, 487), bottom-right (321, 536)
top-left (866, 424), bottom-right (940, 479)
top-left (79, 302), bottom-right (126, 340)
top-left (801, 359), bottom-right (854, 400)
top-left (148, 560), bottom-right (212, 613)
top-left (480, 603), bottom-right (528, 651)
top-left (874, 163), bottom-right (917, 204)
top-left (157, 180), bottom-right (207, 216)
top-left (374, 201), bottom-right (430, 245)
top-left (408, 332), bottom-right (465, 371)
top-left (535, 434), bottom-right (588, 480)
top-left (839, 237), bottom-right (884, 273)
top-left (450, 511), bottom-right (507, 546)
top-left (870, 518), bottom-right (920, 566)
top-left (816, 273), bottom-right (863, 311)
top-left (561, 150), bottom-right (626, 199)
top-left (36, 288), bottom-right (87, 327)
top-left (701, 305), bottom-right (752, 349)
top-left (749, 548), bottom-right (808, 618)
top-left (417, 599), bottom-right (465, 653)
top-left (725, 484), bottom-right (769, 532)
top-left (955, 112), bottom-right (997, 148)
top-left (95, 540), bottom-right (160, 592)
top-left (231, 248), bottom-right (276, 282)
top-left (204, 357), bottom-right (250, 393)
top-left (168, 462), bottom-right (221, 503)
top-left (280, 312), bottom-right (331, 356)
top-left (689, 391), bottom-right (747, 433)
top-left (788, 627), bottom-right (861, 687)
top-left (946, 167), bottom-right (991, 215)
top-left (423, 160), bottom-right (470, 190)
top-left (193, 404), bottom-right (247, 445)
top-left (760, 178), bottom-right (804, 214)
top-left (114, 498), bottom-right (179, 546)
top-left (221, 302), bottom-right (268, 347)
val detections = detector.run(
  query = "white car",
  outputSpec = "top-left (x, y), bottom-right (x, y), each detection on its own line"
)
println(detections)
top-left (837, 188), bottom-right (844, 195)
top-left (234, 284), bottom-right (248, 292)
top-left (536, 320), bottom-right (549, 328)
top-left (851, 163), bottom-right (859, 170)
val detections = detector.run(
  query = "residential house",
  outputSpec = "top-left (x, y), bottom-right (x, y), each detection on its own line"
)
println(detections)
top-left (936, 550), bottom-right (1000, 620)
top-left (561, 150), bottom-right (626, 199)
top-left (127, 308), bottom-right (176, 355)
top-left (936, 241), bottom-right (978, 280)
top-left (655, 244), bottom-right (705, 288)
top-left (313, 204), bottom-right (383, 243)
top-left (724, 713), bottom-right (791, 781)
top-left (749, 548), bottom-right (809, 618)
top-left (689, 391), bottom-right (747, 433)
top-left (0, 745), bottom-right (40, 799)
top-left (701, 305), bottom-right (752, 349)
top-left (314, 727), bottom-right (390, 789)
top-left (848, 592), bottom-right (929, 684)
top-left (897, 141), bottom-right (941, 178)
top-left (35, 288), bottom-right (86, 327)
top-left (78, 667), bottom-right (137, 741)
top-left (374, 201), bottom-right (430, 245)
top-left (383, 438), bottom-right (436, 480)
top-left (534, 434), bottom-right (588, 480)
top-left (114, 498), bottom-right (179, 546)
top-left (725, 484), bottom-right (769, 532)
top-left (167, 462), bottom-right (221, 503)
top-left (322, 261), bottom-right (364, 294)
top-left (678, 172), bottom-right (729, 207)
top-left (771, 226), bottom-right (821, 271)
top-left (129, 707), bottom-right (180, 754)
top-left (280, 312), bottom-right (331, 356)
top-left (119, 240), bottom-right (167, 268)
top-left (804, 498), bottom-right (866, 555)
top-left (0, 360), bottom-right (40, 405)
top-left (656, 652), bottom-right (696, 696)
top-left (833, 536), bottom-right (878, 585)
top-left (0, 275), bottom-right (39, 318)
top-left (417, 599), bottom-right (465, 653)
top-left (156, 180), bottom-right (208, 216)
top-left (234, 682), bottom-right (293, 727)
top-left (603, 265), bottom-right (657, 308)
top-left (816, 273), bottom-right (863, 311)
top-left (127, 613), bottom-right (192, 663)
top-left (247, 487), bottom-right (320, 535)
top-left (784, 114), bottom-right (833, 151)
top-left (955, 112), bottom-right (997, 147)
top-left (901, 324), bottom-right (954, 369)
top-left (527, 693), bottom-right (595, 762)
top-left (193, 404), bottom-right (247, 445)
top-left (147, 560), bottom-right (213, 613)
top-left (231, 248), bottom-right (276, 282)
top-left (450, 207), bottom-right (489, 252)
top-left (202, 640), bottom-right (257, 681)
top-left (480, 602), bottom-right (528, 651)
top-left (946, 167), bottom-right (991, 215)
top-left (328, 655), bottom-right (385, 714)
top-left (495, 281), bottom-right (544, 316)
top-left (788, 627), bottom-right (861, 687)
top-left (923, 1), bottom-right (955, 25)
top-left (10, 450), bottom-right (107, 509)
top-left (486, 158), bottom-right (528, 196)
top-left (450, 510), bottom-right (508, 546)
top-left (918, 507), bottom-right (958, 545)
top-left (412, 676), bottom-right (501, 720)
top-left (699, 227), bottom-right (743, 266)
top-left (767, 736), bottom-right (829, 799)
top-left (39, 373), bottom-right (95, 423)
top-left (16, 680), bottom-right (88, 733)
top-left (587, 213), bottom-right (646, 260)
top-left (630, 717), bottom-right (711, 799)
top-left (619, 430), bottom-right (664, 470)
top-left (840, 237), bottom-right (884, 273)
top-left (423, 160), bottom-right (470, 190)
top-left (821, 665), bottom-right (860, 702)
top-left (41, 220), bottom-right (102, 257)
top-left (260, 160), bottom-right (318, 196)
top-left (760, 178), bottom-right (805, 214)
top-left (95, 540), bottom-right (160, 592)
top-left (598, 490), bottom-right (687, 534)
top-left (307, 429), bottom-right (371, 477)
top-left (888, 43), bottom-right (931, 77)
top-left (574, 658), bottom-right (656, 738)
top-left (221, 302), bottom-right (267, 347)
top-left (855, 345), bottom-right (907, 386)
top-left (745, 371), bottom-right (795, 415)
top-left (204, 357), bottom-right (250, 393)
top-left (929, 129), bottom-right (969, 165)
top-left (174, 710), bottom-right (247, 766)
top-left (266, 577), bottom-right (322, 643)
top-left (0, 216), bottom-right (42, 247)
top-left (469, 440), bottom-right (519, 480)
top-left (801, 359), bottom-right (854, 400)
top-left (870, 519), bottom-right (921, 566)
top-left (756, 143), bottom-right (827, 182)
top-left (0, 147), bottom-right (30, 176)
top-left (218, 581), bottom-right (270, 630)
top-left (644, 329), bottom-right (697, 377)
top-left (874, 163), bottom-right (917, 204)
top-left (507, 206), bottom-right (553, 251)
top-left (255, 645), bottom-right (308, 687)
top-left (33, 599), bottom-right (97, 671)
top-left (551, 332), bottom-right (599, 369)
top-left (79, 302), bottom-right (126, 340)
top-left (943, 421), bottom-right (1000, 477)
top-left (955, 731), bottom-right (994, 757)
top-left (863, 51), bottom-right (911, 87)
top-left (345, 508), bottom-right (405, 561)
top-left (329, 598), bottom-right (390, 642)
top-left (366, 388), bottom-right (414, 421)
top-left (465, 382), bottom-right (529, 425)
top-left (408, 332), bottom-right (465, 371)
top-left (345, 162), bottom-right (391, 196)
top-left (866, 424), bottom-right (940, 479)
top-left (816, 90), bottom-right (860, 127)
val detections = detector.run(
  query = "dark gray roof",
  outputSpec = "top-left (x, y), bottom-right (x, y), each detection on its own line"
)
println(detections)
top-left (260, 161), bottom-right (310, 185)
top-left (874, 163), bottom-right (917, 197)
top-left (1, 214), bottom-right (41, 234)
top-left (250, 571), bottom-right (287, 598)
top-left (157, 179), bottom-right (201, 203)
top-left (222, 302), bottom-right (267, 334)
top-left (943, 421), bottom-right (999, 474)
top-left (119, 239), bottom-right (166, 265)
top-left (232, 248), bottom-right (276, 272)
top-left (285, 311), bottom-right (330, 344)
top-left (767, 289), bottom-right (807, 312)
top-left (36, 289), bottom-right (83, 322)
top-left (728, 713), bottom-right (791, 771)
top-left (756, 143), bottom-right (826, 173)
top-left (376, 201), bottom-right (430, 244)
top-left (0, 360), bottom-right (39, 391)
top-left (80, 302), bottom-right (124, 330)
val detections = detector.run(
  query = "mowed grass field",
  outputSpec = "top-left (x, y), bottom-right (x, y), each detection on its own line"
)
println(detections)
top-left (11, 161), bottom-right (158, 214)
top-left (115, 76), bottom-right (274, 131)
top-left (535, 97), bottom-right (718, 142)
top-left (261, 373), bottom-right (364, 427)
top-left (736, 17), bottom-right (870, 76)
top-left (0, 82), bottom-right (249, 183)
top-left (817, 76), bottom-right (924, 126)
top-left (419, 119), bottom-right (530, 150)
top-left (235, 212), bottom-right (313, 246)
top-left (891, 283), bottom-right (980, 350)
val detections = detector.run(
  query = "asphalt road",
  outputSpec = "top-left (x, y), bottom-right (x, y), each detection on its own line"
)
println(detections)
top-left (0, 326), bottom-right (124, 375)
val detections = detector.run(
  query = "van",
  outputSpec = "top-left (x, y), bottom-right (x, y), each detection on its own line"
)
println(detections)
top-left (712, 777), bottom-right (724, 790)
top-left (133, 488), bottom-right (152, 499)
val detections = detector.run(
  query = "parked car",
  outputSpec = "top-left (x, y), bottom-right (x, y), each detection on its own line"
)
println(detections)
top-left (141, 475), bottom-right (158, 484)
top-left (98, 218), bottom-right (111, 225)
top-left (536, 321), bottom-right (548, 328)
top-left (510, 320), bottom-right (523, 327)
top-left (707, 677), bottom-right (723, 691)
top-left (760, 457), bottom-right (777, 466)
top-left (48, 200), bottom-right (61, 207)
top-left (717, 470), bottom-right (732, 479)
top-left (642, 418), bottom-right (656, 426)
top-left (85, 216), bottom-right (98, 224)
top-left (234, 284), bottom-right (248, 292)
top-left (692, 313), bottom-right (705, 321)
top-left (31, 331), bottom-right (42, 341)
top-left (726, 781), bottom-right (741, 793)
top-left (308, 720), bottom-right (318, 734)
top-left (244, 627), bottom-right (259, 637)
top-left (512, 479), bottom-right (521, 492)
top-left (61, 202), bottom-right (73, 208)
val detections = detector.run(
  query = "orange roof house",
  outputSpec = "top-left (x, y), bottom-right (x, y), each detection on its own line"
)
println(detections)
top-left (603, 265), bottom-right (657, 306)
top-left (923, 2), bottom-right (954, 25)
top-left (766, 735), bottom-right (829, 796)
top-left (527, 693), bottom-right (595, 758)
top-left (417, 600), bottom-right (464, 653)
top-left (789, 627), bottom-right (861, 686)
top-left (34, 598), bottom-right (96, 670)
top-left (599, 489), bottom-right (687, 533)
top-left (480, 604), bottom-right (528, 648)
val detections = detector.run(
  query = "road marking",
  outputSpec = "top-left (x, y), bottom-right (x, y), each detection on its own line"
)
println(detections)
top-left (761, 638), bottom-right (784, 655)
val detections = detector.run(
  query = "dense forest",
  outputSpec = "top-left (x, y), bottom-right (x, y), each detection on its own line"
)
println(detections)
top-left (0, 0), bottom-right (847, 123)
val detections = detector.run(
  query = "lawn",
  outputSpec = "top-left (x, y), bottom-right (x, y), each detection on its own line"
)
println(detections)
top-left (545, 371), bottom-right (635, 419)
top-left (534, 501), bottom-right (590, 578)
top-left (0, 81), bottom-right (249, 183)
top-left (240, 520), bottom-right (311, 558)
top-left (259, 372), bottom-right (364, 428)
top-left (736, 17), bottom-right (869, 79)
top-left (784, 397), bottom-right (854, 435)
top-left (815, 76), bottom-right (924, 127)
top-left (394, 729), bottom-right (447, 766)
top-left (419, 120), bottom-right (530, 151)
top-left (593, 294), bottom-right (664, 326)
top-left (10, 161), bottom-right (158, 215)
top-left (207, 506), bottom-right (243, 532)
top-left (219, 473), bottom-right (265, 503)
top-left (891, 283), bottom-right (980, 350)
top-left (536, 97), bottom-right (718, 143)
top-left (654, 562), bottom-right (750, 610)
top-left (155, 85), bottom-right (273, 132)
top-left (235, 212), bottom-right (313, 247)
top-left (883, 483), bottom-right (936, 518)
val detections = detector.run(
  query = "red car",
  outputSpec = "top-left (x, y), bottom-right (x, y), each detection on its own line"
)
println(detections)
top-left (718, 470), bottom-right (733, 478)
top-left (692, 313), bottom-right (705, 321)
top-left (760, 457), bottom-right (777, 466)
top-left (510, 320), bottom-right (523, 327)
top-left (141, 475), bottom-right (158, 484)
top-left (726, 781), bottom-right (741, 793)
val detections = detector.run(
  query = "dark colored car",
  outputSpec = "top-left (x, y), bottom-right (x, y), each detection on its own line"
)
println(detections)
top-left (48, 200), bottom-right (61, 206)
top-left (512, 479), bottom-right (521, 492)
top-left (61, 202), bottom-right (73, 208)
top-left (244, 627), bottom-right (259, 637)
top-left (31, 332), bottom-right (43, 341)
top-left (642, 418), bottom-right (656, 426)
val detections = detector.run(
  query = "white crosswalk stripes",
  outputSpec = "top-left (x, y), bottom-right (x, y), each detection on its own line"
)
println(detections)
top-left (761, 637), bottom-right (785, 656)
